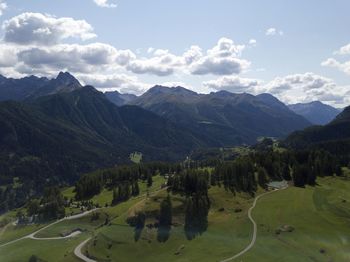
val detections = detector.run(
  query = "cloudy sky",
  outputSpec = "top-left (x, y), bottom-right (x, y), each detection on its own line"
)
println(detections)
top-left (0, 0), bottom-right (350, 106)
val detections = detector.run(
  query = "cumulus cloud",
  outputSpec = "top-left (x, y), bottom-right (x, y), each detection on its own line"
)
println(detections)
top-left (321, 58), bottom-right (350, 74)
top-left (203, 76), bottom-right (261, 93)
top-left (2, 12), bottom-right (96, 45)
top-left (335, 43), bottom-right (350, 55)
top-left (264, 72), bottom-right (347, 106)
top-left (322, 44), bottom-right (350, 76)
top-left (0, 44), bottom-right (21, 67)
top-left (322, 58), bottom-right (350, 76)
top-left (190, 38), bottom-right (249, 75)
top-left (126, 48), bottom-right (184, 76)
top-left (93, 0), bottom-right (117, 8)
top-left (124, 38), bottom-right (250, 76)
top-left (0, 0), bottom-right (7, 16)
top-left (265, 27), bottom-right (284, 36)
top-left (15, 43), bottom-right (130, 75)
top-left (0, 12), bottom-right (257, 95)
top-left (266, 73), bottom-right (334, 94)
top-left (78, 73), bottom-right (149, 95)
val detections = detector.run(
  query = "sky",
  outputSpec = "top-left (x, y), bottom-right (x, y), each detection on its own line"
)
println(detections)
top-left (0, 0), bottom-right (350, 106)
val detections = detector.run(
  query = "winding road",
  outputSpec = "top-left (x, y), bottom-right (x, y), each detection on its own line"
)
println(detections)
top-left (0, 187), bottom-right (168, 261)
top-left (0, 208), bottom-right (99, 248)
top-left (0, 184), bottom-right (282, 262)
top-left (220, 186), bottom-right (288, 262)
top-left (73, 187), bottom-right (169, 262)
top-left (74, 237), bottom-right (96, 262)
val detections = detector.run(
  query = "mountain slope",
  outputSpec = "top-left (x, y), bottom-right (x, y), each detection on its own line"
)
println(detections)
top-left (131, 86), bottom-right (311, 146)
top-left (289, 101), bottom-right (340, 125)
top-left (104, 90), bottom-right (137, 106)
top-left (284, 106), bottom-right (350, 154)
top-left (0, 86), bottom-right (203, 184)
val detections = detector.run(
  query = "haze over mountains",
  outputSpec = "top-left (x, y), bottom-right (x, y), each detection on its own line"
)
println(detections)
top-left (285, 105), bottom-right (350, 154)
top-left (289, 101), bottom-right (341, 125)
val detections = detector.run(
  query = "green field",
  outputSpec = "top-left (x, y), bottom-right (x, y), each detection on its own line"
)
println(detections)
top-left (85, 186), bottom-right (254, 262)
top-left (241, 176), bottom-right (350, 262)
top-left (1, 175), bottom-right (350, 261)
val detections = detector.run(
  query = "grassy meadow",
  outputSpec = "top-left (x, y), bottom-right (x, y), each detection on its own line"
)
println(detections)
top-left (1, 175), bottom-right (350, 261)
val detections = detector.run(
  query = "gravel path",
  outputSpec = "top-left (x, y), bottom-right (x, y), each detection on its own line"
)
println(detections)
top-left (220, 186), bottom-right (288, 262)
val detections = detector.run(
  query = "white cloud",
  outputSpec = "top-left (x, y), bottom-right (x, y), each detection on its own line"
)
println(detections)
top-left (322, 58), bottom-right (350, 76)
top-left (93, 0), bottom-right (117, 8)
top-left (0, 44), bottom-right (21, 67)
top-left (78, 73), bottom-right (149, 95)
top-left (15, 43), bottom-right (127, 75)
top-left (127, 57), bottom-right (176, 76)
top-left (0, 12), bottom-right (257, 95)
top-left (322, 44), bottom-right (350, 76)
top-left (160, 81), bottom-right (194, 89)
top-left (147, 47), bottom-right (155, 54)
top-left (263, 72), bottom-right (347, 106)
top-left (203, 76), bottom-right (262, 93)
top-left (2, 12), bottom-right (96, 45)
top-left (335, 43), bottom-right (350, 55)
top-left (266, 73), bottom-right (334, 93)
top-left (190, 38), bottom-right (249, 75)
top-left (248, 39), bottom-right (257, 46)
top-left (0, 0), bottom-right (7, 16)
top-left (265, 27), bottom-right (284, 36)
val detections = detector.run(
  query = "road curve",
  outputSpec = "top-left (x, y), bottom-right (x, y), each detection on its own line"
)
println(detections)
top-left (74, 237), bottom-right (96, 262)
top-left (72, 187), bottom-right (169, 262)
top-left (0, 208), bottom-right (99, 248)
top-left (220, 187), bottom-right (287, 262)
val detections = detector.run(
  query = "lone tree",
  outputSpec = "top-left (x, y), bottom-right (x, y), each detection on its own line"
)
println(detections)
top-left (147, 173), bottom-right (153, 188)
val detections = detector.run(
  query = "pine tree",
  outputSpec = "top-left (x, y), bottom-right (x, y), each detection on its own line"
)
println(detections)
top-left (257, 167), bottom-right (268, 189)
top-left (112, 187), bottom-right (118, 205)
top-left (147, 173), bottom-right (153, 187)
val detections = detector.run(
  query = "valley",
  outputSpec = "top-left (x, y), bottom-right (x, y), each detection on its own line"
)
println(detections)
top-left (0, 1), bottom-right (349, 261)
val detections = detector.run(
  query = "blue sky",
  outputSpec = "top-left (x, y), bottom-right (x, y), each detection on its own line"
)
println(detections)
top-left (0, 0), bottom-right (350, 106)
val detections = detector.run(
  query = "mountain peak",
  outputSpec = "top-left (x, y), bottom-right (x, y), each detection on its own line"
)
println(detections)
top-left (55, 72), bottom-right (81, 87)
top-left (147, 85), bottom-right (198, 96)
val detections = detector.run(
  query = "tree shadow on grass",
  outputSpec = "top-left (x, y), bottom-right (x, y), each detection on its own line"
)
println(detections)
top-left (157, 225), bottom-right (171, 242)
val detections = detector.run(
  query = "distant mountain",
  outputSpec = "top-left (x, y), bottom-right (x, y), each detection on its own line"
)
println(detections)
top-left (105, 90), bottom-right (137, 106)
top-left (0, 72), bottom-right (82, 101)
top-left (131, 86), bottom-right (311, 146)
top-left (284, 106), bottom-right (350, 154)
top-left (289, 101), bottom-right (340, 125)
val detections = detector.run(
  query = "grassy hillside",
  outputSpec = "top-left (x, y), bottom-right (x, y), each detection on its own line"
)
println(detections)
top-left (241, 176), bottom-right (350, 261)
top-left (1, 175), bottom-right (350, 261)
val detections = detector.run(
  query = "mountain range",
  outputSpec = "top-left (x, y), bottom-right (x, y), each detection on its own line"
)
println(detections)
top-left (0, 72), bottom-right (82, 102)
top-left (288, 101), bottom-right (341, 125)
top-left (0, 85), bottom-right (204, 182)
top-left (0, 72), bottom-right (346, 179)
top-left (1, 71), bottom-right (349, 212)
top-left (129, 86), bottom-right (311, 146)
